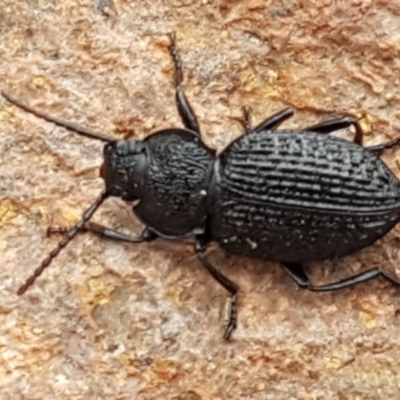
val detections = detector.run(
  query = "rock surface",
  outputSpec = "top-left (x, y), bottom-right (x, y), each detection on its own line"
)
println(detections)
top-left (1, 0), bottom-right (400, 398)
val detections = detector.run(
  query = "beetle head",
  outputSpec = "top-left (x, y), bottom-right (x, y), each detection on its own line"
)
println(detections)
top-left (100, 140), bottom-right (148, 201)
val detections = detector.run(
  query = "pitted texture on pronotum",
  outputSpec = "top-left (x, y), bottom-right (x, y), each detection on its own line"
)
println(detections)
top-left (211, 131), bottom-right (400, 262)
top-left (135, 129), bottom-right (214, 238)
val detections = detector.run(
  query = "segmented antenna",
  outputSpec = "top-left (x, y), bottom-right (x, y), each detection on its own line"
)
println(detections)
top-left (17, 190), bottom-right (109, 295)
top-left (1, 91), bottom-right (114, 143)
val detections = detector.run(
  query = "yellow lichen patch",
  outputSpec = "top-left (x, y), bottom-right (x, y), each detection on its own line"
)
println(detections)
top-left (87, 277), bottom-right (106, 297)
top-left (355, 294), bottom-right (382, 314)
top-left (12, 38), bottom-right (22, 52)
top-left (255, 381), bottom-right (266, 392)
top-left (359, 311), bottom-right (377, 328)
top-left (0, 199), bottom-right (18, 227)
top-left (325, 356), bottom-right (342, 370)
top-left (359, 113), bottom-right (377, 132)
top-left (165, 285), bottom-right (185, 305)
top-left (59, 208), bottom-right (81, 226)
top-left (31, 75), bottom-right (49, 90)
top-left (267, 69), bottom-right (278, 83)
top-left (146, 356), bottom-right (178, 383)
top-left (192, 84), bottom-right (202, 96)
top-left (294, 92), bottom-right (333, 110)
top-left (251, 79), bottom-right (281, 99)
top-left (75, 278), bottom-right (110, 309)
top-left (7, 317), bottom-right (58, 372)
top-left (247, 0), bottom-right (267, 10)
top-left (241, 67), bottom-right (281, 99)
top-left (119, 349), bottom-right (138, 367)
top-left (239, 67), bottom-right (256, 90)
top-left (0, 109), bottom-right (10, 122)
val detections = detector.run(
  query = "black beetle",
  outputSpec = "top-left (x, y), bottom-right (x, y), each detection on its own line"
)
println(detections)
top-left (3, 32), bottom-right (400, 340)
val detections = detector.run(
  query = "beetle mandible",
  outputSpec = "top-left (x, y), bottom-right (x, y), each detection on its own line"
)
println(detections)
top-left (3, 32), bottom-right (400, 340)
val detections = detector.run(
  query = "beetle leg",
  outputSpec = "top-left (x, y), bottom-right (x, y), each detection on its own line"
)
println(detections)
top-left (195, 238), bottom-right (239, 340)
top-left (17, 190), bottom-right (109, 295)
top-left (47, 222), bottom-right (157, 243)
top-left (168, 32), bottom-right (201, 135)
top-left (283, 262), bottom-right (400, 291)
top-left (366, 137), bottom-right (400, 156)
top-left (304, 116), bottom-right (364, 145)
top-left (239, 106), bottom-right (294, 134)
top-left (252, 107), bottom-right (294, 133)
top-left (241, 106), bottom-right (253, 133)
top-left (303, 115), bottom-right (400, 155)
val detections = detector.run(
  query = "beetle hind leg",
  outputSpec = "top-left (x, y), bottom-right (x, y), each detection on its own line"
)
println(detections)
top-left (302, 115), bottom-right (400, 156)
top-left (283, 262), bottom-right (400, 291)
top-left (366, 137), bottom-right (400, 156)
top-left (167, 32), bottom-right (201, 135)
top-left (304, 116), bottom-right (364, 145)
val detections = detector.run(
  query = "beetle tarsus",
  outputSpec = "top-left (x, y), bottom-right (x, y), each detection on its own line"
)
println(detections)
top-left (48, 222), bottom-right (157, 243)
top-left (367, 137), bottom-right (400, 156)
top-left (195, 238), bottom-right (239, 340)
top-left (223, 293), bottom-right (238, 341)
top-left (167, 32), bottom-right (201, 135)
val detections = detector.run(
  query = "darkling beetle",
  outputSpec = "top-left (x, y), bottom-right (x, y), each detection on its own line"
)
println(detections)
top-left (4, 32), bottom-right (400, 340)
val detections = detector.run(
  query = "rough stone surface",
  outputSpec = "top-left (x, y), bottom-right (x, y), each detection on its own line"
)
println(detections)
top-left (2, 0), bottom-right (400, 398)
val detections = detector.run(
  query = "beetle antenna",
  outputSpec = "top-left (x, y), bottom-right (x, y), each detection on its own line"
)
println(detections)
top-left (17, 189), bottom-right (109, 295)
top-left (1, 91), bottom-right (114, 143)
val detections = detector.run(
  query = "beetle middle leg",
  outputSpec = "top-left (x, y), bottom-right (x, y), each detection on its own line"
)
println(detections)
top-left (283, 262), bottom-right (400, 291)
top-left (48, 222), bottom-right (157, 243)
top-left (195, 237), bottom-right (239, 340)
top-left (304, 116), bottom-right (364, 145)
top-left (168, 32), bottom-right (201, 135)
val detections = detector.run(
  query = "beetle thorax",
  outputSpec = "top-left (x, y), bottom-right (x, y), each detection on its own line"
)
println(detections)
top-left (100, 140), bottom-right (148, 201)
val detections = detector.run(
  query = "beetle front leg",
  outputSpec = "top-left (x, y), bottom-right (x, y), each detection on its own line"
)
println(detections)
top-left (283, 262), bottom-right (400, 291)
top-left (195, 238), bottom-right (239, 340)
top-left (48, 222), bottom-right (157, 243)
top-left (168, 32), bottom-right (201, 135)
